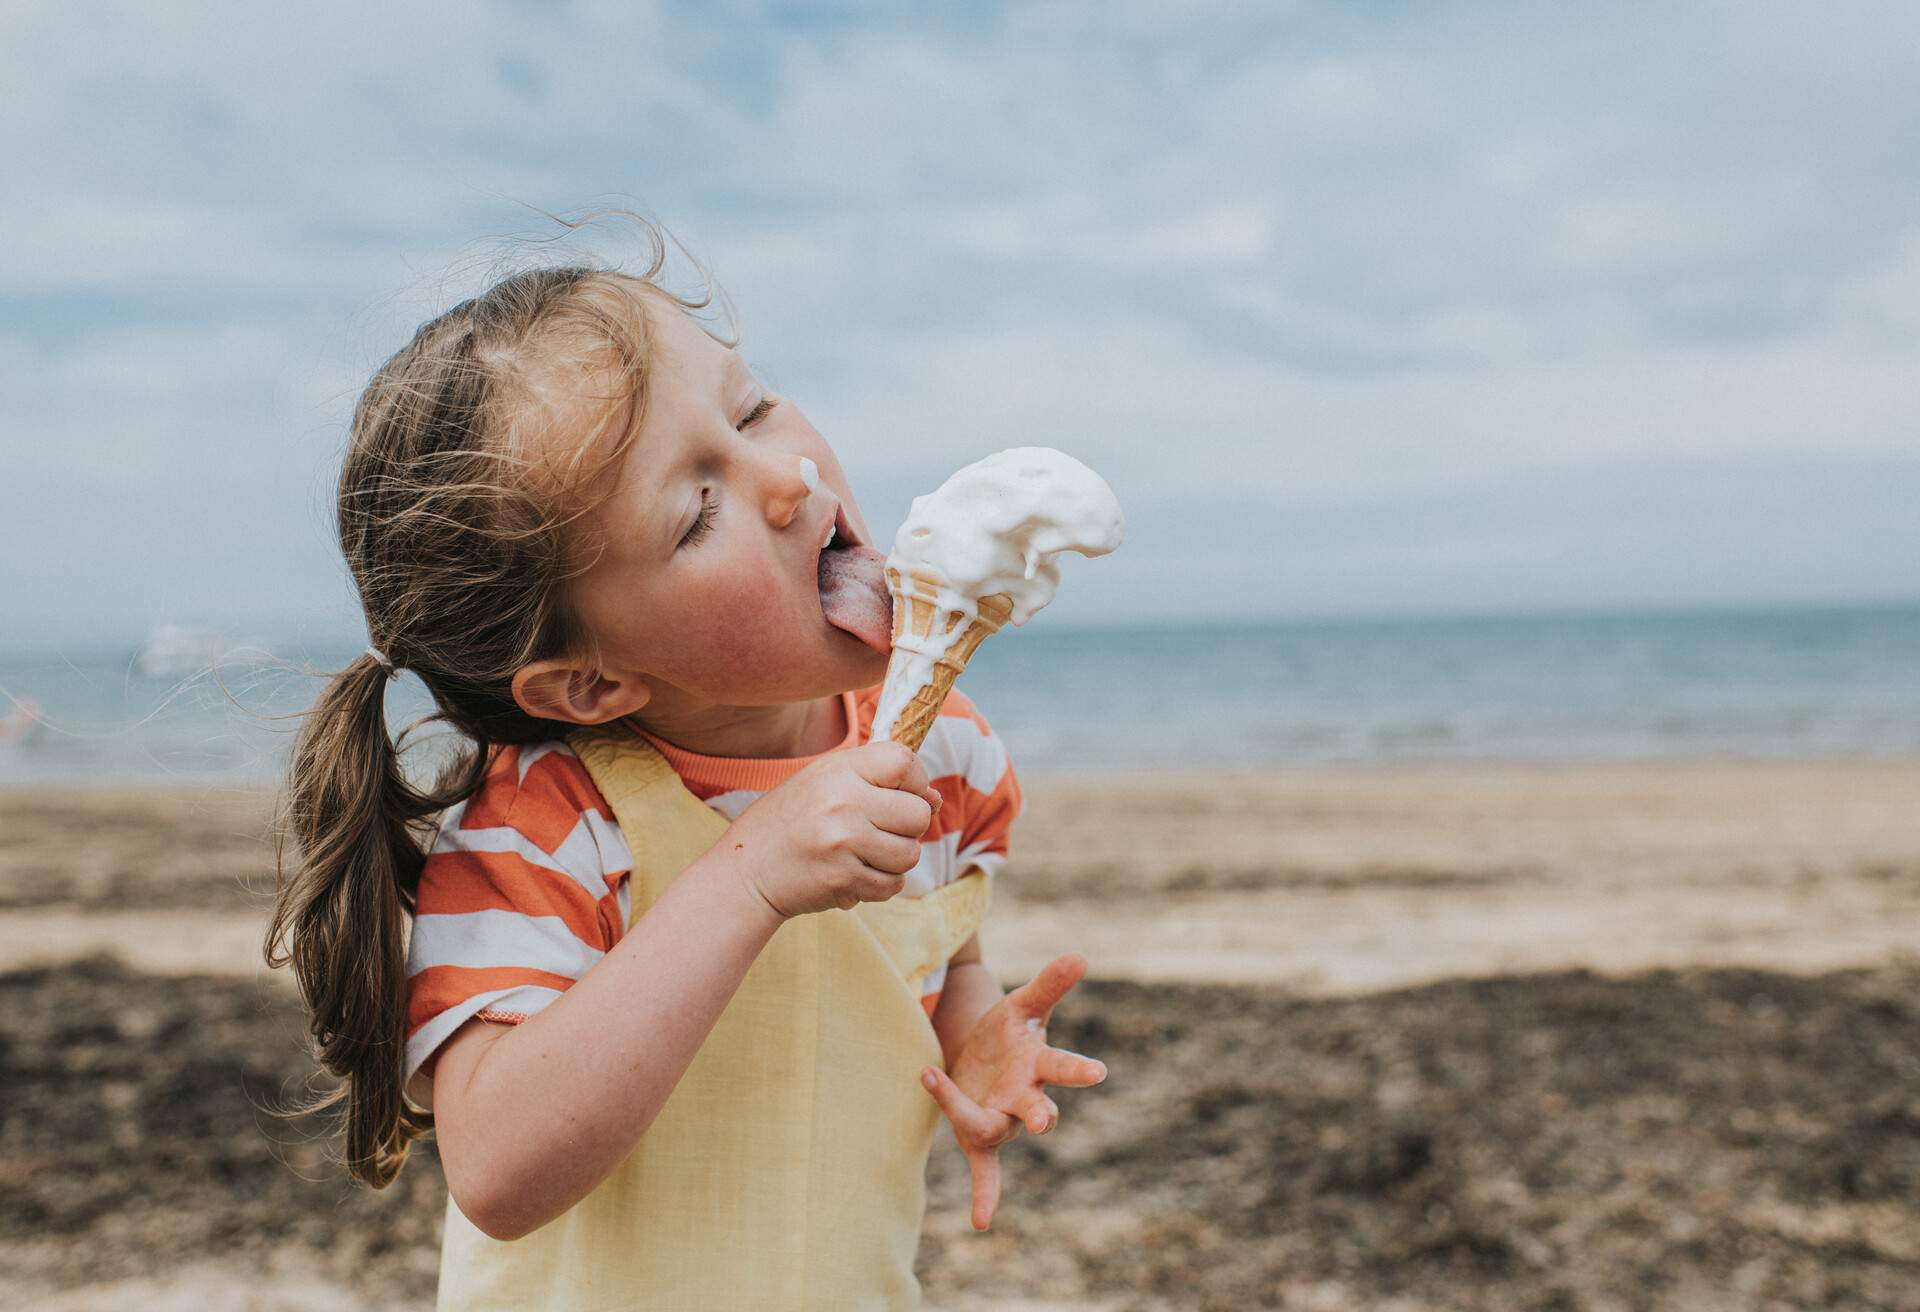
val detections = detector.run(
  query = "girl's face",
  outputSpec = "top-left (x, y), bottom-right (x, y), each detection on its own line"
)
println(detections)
top-left (542, 299), bottom-right (892, 719)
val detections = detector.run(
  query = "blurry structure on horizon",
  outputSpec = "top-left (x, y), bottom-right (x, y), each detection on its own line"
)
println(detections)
top-left (0, 696), bottom-right (43, 746)
top-left (134, 624), bottom-right (269, 680)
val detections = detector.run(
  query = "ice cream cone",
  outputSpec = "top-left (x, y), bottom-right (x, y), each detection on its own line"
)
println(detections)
top-left (871, 567), bottom-right (1015, 751)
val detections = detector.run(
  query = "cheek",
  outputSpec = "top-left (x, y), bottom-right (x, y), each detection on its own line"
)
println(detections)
top-left (686, 564), bottom-right (772, 633)
top-left (656, 549), bottom-right (809, 678)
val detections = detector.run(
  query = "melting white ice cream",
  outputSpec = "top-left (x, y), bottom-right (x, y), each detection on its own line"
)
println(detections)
top-left (871, 447), bottom-right (1124, 743)
top-left (889, 446), bottom-right (1125, 624)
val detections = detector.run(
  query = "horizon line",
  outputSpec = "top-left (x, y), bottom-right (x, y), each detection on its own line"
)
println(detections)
top-left (9, 592), bottom-right (1920, 660)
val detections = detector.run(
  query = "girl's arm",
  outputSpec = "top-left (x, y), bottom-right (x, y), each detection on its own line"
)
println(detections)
top-left (427, 740), bottom-right (935, 1241)
top-left (429, 846), bottom-right (780, 1240)
top-left (931, 931), bottom-right (1004, 1068)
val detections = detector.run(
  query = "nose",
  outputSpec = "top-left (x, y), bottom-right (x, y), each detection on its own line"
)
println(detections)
top-left (757, 451), bottom-right (817, 529)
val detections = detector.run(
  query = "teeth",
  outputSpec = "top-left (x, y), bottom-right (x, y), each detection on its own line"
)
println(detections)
top-left (822, 522), bottom-right (838, 550)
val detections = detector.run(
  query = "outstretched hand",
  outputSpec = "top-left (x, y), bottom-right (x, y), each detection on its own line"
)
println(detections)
top-left (920, 953), bottom-right (1108, 1230)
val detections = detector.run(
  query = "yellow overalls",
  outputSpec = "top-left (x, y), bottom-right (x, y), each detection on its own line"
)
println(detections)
top-left (435, 723), bottom-right (991, 1311)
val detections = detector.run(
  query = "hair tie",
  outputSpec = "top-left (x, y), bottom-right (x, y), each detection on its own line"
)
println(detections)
top-left (364, 645), bottom-right (399, 679)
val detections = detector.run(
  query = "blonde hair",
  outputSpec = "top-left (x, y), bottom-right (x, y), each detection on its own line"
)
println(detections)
top-left (266, 224), bottom-right (710, 1187)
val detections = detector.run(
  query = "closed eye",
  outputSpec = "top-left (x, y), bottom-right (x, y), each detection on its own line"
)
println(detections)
top-left (738, 396), bottom-right (777, 430)
top-left (679, 489), bottom-right (718, 548)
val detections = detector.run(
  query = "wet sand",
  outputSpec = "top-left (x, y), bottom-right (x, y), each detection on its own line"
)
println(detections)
top-left (4, 761), bottom-right (1919, 1310)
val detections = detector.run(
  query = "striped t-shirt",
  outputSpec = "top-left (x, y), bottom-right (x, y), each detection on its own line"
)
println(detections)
top-left (402, 686), bottom-right (1020, 1084)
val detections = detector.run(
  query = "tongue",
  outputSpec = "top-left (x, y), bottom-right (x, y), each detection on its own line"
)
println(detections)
top-left (817, 544), bottom-right (894, 656)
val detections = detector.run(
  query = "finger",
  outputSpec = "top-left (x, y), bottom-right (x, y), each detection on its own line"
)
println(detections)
top-left (1009, 953), bottom-right (1089, 1023)
top-left (922, 1067), bottom-right (1006, 1143)
top-left (856, 870), bottom-right (907, 904)
top-left (854, 828), bottom-right (922, 876)
top-left (925, 785), bottom-right (945, 815)
top-left (1020, 1094), bottom-right (1059, 1136)
top-left (968, 1145), bottom-right (1002, 1231)
top-left (849, 740), bottom-right (923, 791)
top-left (897, 753), bottom-right (931, 798)
top-left (1035, 1047), bottom-right (1108, 1088)
top-left (868, 787), bottom-right (935, 840)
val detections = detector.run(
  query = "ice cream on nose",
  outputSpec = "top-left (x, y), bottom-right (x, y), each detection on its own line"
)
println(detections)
top-left (871, 446), bottom-right (1124, 750)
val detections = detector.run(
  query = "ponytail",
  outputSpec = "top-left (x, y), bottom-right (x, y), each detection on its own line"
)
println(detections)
top-left (266, 652), bottom-right (484, 1187)
top-left (269, 247), bottom-right (691, 1185)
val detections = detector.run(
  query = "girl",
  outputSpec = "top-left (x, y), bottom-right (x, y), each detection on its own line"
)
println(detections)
top-left (265, 232), bottom-right (1108, 1310)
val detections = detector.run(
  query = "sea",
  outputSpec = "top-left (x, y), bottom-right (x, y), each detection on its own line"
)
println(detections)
top-left (2, 602), bottom-right (1917, 787)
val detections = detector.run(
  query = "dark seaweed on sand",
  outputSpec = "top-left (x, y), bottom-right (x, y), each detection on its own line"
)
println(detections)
top-left (6, 956), bottom-right (1920, 1310)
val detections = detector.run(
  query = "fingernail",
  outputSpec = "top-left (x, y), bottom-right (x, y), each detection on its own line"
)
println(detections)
top-left (922, 1070), bottom-right (937, 1089)
top-left (930, 789), bottom-right (944, 812)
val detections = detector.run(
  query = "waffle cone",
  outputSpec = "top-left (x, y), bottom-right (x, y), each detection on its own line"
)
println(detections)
top-left (874, 568), bottom-right (1015, 751)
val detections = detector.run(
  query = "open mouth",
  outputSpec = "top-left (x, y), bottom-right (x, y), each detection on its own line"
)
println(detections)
top-left (814, 503), bottom-right (893, 656)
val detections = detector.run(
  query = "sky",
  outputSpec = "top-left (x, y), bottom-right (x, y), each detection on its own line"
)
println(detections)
top-left (5, 0), bottom-right (1918, 649)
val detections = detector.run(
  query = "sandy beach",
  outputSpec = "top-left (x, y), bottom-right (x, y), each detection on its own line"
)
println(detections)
top-left (5, 760), bottom-right (1920, 1309)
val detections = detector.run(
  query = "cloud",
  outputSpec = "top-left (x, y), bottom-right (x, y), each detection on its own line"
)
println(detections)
top-left (3, 0), bottom-right (1917, 644)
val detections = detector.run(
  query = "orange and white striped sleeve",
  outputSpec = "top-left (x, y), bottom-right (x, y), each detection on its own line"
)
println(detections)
top-left (402, 741), bottom-right (632, 1084)
top-left (916, 689), bottom-right (1023, 885)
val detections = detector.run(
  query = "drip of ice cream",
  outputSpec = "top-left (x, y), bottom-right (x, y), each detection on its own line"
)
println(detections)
top-left (871, 446), bottom-right (1124, 745)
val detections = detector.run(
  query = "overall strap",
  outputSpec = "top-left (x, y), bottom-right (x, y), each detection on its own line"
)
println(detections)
top-left (568, 724), bottom-right (728, 912)
top-left (858, 869), bottom-right (992, 986)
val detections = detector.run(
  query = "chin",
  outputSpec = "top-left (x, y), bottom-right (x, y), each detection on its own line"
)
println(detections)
top-left (726, 632), bottom-right (888, 706)
top-left (817, 633), bottom-right (890, 699)
top-left (810, 632), bottom-right (888, 695)
top-left (842, 640), bottom-right (890, 688)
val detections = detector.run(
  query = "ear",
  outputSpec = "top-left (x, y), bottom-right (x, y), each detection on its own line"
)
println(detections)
top-left (510, 659), bottom-right (652, 726)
